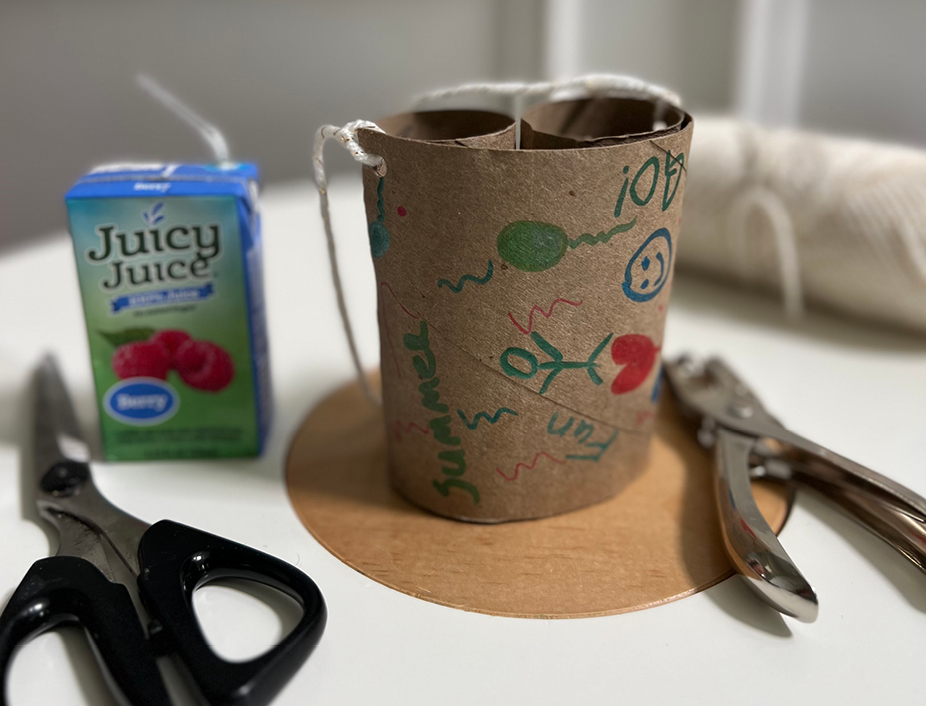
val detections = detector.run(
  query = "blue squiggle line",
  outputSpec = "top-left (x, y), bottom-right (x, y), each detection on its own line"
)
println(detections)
top-left (438, 260), bottom-right (494, 292)
top-left (456, 407), bottom-right (518, 430)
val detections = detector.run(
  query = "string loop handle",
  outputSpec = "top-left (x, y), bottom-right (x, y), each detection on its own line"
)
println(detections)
top-left (313, 75), bottom-right (682, 406)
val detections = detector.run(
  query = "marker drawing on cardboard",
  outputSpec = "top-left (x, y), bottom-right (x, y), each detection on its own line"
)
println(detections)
top-left (353, 93), bottom-right (693, 521)
top-left (496, 218), bottom-right (637, 273)
top-left (437, 260), bottom-right (494, 292)
top-left (507, 298), bottom-right (583, 335)
top-left (500, 331), bottom-right (612, 394)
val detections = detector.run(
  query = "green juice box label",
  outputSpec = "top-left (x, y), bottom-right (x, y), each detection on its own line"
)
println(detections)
top-left (66, 163), bottom-right (271, 460)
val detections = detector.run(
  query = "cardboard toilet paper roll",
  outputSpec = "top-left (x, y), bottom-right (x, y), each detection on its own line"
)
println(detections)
top-left (358, 98), bottom-right (693, 522)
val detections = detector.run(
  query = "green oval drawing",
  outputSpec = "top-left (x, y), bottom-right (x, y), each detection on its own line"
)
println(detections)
top-left (496, 221), bottom-right (568, 272)
top-left (369, 220), bottom-right (390, 258)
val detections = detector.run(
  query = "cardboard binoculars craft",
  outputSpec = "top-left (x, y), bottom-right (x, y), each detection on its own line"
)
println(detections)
top-left (357, 96), bottom-right (693, 522)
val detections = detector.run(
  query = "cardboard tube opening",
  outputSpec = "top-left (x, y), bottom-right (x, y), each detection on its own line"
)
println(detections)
top-left (374, 110), bottom-right (517, 148)
top-left (522, 96), bottom-right (688, 149)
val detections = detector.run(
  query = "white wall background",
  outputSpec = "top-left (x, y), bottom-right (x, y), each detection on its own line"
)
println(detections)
top-left (2, 0), bottom-right (924, 250)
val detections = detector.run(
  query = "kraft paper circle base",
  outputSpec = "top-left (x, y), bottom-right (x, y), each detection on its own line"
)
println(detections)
top-left (286, 372), bottom-right (792, 619)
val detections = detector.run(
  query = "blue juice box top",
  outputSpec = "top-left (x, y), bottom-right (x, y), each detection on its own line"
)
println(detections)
top-left (66, 162), bottom-right (259, 200)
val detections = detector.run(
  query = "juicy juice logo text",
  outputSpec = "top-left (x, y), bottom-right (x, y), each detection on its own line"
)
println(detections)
top-left (85, 205), bottom-right (222, 292)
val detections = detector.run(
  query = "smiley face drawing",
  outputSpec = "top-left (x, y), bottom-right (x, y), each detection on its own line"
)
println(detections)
top-left (622, 228), bottom-right (673, 302)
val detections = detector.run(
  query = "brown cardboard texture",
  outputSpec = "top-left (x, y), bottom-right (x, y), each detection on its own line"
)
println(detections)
top-left (358, 100), bottom-right (693, 521)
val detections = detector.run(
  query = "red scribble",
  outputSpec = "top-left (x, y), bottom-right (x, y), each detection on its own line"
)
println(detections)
top-left (397, 206), bottom-right (407, 217)
top-left (635, 409), bottom-right (656, 427)
top-left (379, 281), bottom-right (420, 378)
top-left (378, 302), bottom-right (401, 377)
top-left (380, 281), bottom-right (419, 320)
top-left (507, 298), bottom-right (583, 335)
top-left (393, 420), bottom-right (430, 442)
top-left (496, 451), bottom-right (565, 481)
top-left (658, 304), bottom-right (665, 312)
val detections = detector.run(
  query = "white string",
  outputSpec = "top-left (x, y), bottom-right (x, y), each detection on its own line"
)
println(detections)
top-left (413, 73), bottom-right (682, 109)
top-left (316, 75), bottom-right (681, 403)
top-left (728, 185), bottom-right (804, 319)
top-left (137, 75), bottom-right (232, 165)
top-left (313, 120), bottom-right (385, 406)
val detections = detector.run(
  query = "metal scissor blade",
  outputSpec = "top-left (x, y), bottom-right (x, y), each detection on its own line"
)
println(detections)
top-left (33, 355), bottom-right (92, 490)
top-left (49, 511), bottom-right (118, 582)
top-left (31, 356), bottom-right (150, 576)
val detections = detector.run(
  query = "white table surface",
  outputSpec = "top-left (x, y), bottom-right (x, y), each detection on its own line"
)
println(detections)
top-left (2, 178), bottom-right (926, 705)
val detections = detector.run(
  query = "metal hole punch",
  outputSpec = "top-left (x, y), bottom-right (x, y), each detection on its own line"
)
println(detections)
top-left (665, 355), bottom-right (926, 623)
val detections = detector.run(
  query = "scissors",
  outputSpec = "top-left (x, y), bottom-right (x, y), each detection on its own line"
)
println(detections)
top-left (665, 355), bottom-right (926, 623)
top-left (0, 357), bottom-right (326, 706)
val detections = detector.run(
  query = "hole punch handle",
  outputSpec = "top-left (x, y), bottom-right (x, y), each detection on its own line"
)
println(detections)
top-left (715, 429), bottom-right (819, 623)
top-left (780, 444), bottom-right (926, 574)
top-left (137, 520), bottom-right (327, 706)
top-left (0, 556), bottom-right (171, 706)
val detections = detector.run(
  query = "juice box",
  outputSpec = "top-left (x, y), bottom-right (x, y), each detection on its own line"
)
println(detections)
top-left (65, 163), bottom-right (271, 460)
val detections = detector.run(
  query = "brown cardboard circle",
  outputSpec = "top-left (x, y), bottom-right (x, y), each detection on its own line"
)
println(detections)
top-left (286, 373), bottom-right (792, 618)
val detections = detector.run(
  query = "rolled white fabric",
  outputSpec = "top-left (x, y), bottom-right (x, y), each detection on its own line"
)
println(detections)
top-left (679, 116), bottom-right (926, 333)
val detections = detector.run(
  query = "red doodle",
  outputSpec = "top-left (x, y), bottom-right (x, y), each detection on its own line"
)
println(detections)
top-left (378, 304), bottom-right (401, 377)
top-left (635, 409), bottom-right (656, 427)
top-left (507, 298), bottom-right (583, 335)
top-left (397, 206), bottom-right (407, 217)
top-left (379, 281), bottom-right (420, 377)
top-left (393, 420), bottom-right (430, 442)
top-left (496, 451), bottom-right (565, 481)
top-left (611, 334), bottom-right (660, 395)
top-left (380, 281), bottom-right (419, 320)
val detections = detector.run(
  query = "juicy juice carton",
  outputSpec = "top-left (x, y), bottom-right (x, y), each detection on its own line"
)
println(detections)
top-left (65, 163), bottom-right (271, 460)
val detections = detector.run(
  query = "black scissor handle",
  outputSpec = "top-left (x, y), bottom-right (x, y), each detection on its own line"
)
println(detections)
top-left (137, 520), bottom-right (327, 706)
top-left (0, 556), bottom-right (171, 706)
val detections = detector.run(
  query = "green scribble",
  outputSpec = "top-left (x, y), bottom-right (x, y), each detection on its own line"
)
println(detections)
top-left (573, 420), bottom-right (594, 444)
top-left (499, 331), bottom-right (613, 394)
top-left (418, 378), bottom-right (448, 413)
top-left (403, 318), bottom-right (478, 504)
top-left (567, 431), bottom-right (618, 462)
top-left (547, 412), bottom-right (573, 436)
top-left (433, 477), bottom-right (480, 505)
top-left (430, 415), bottom-right (461, 446)
top-left (567, 217), bottom-right (637, 249)
top-left (456, 407), bottom-right (518, 430)
top-left (663, 151), bottom-right (685, 211)
top-left (438, 449), bottom-right (467, 476)
top-left (369, 176), bottom-right (390, 258)
top-left (630, 156), bottom-right (660, 207)
top-left (438, 260), bottom-right (494, 292)
top-left (497, 216), bottom-right (638, 273)
top-left (546, 412), bottom-right (619, 462)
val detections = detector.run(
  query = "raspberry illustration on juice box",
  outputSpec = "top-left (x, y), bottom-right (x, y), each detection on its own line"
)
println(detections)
top-left (109, 328), bottom-right (235, 392)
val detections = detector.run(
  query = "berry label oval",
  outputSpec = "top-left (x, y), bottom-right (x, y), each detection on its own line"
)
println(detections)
top-left (103, 378), bottom-right (180, 426)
